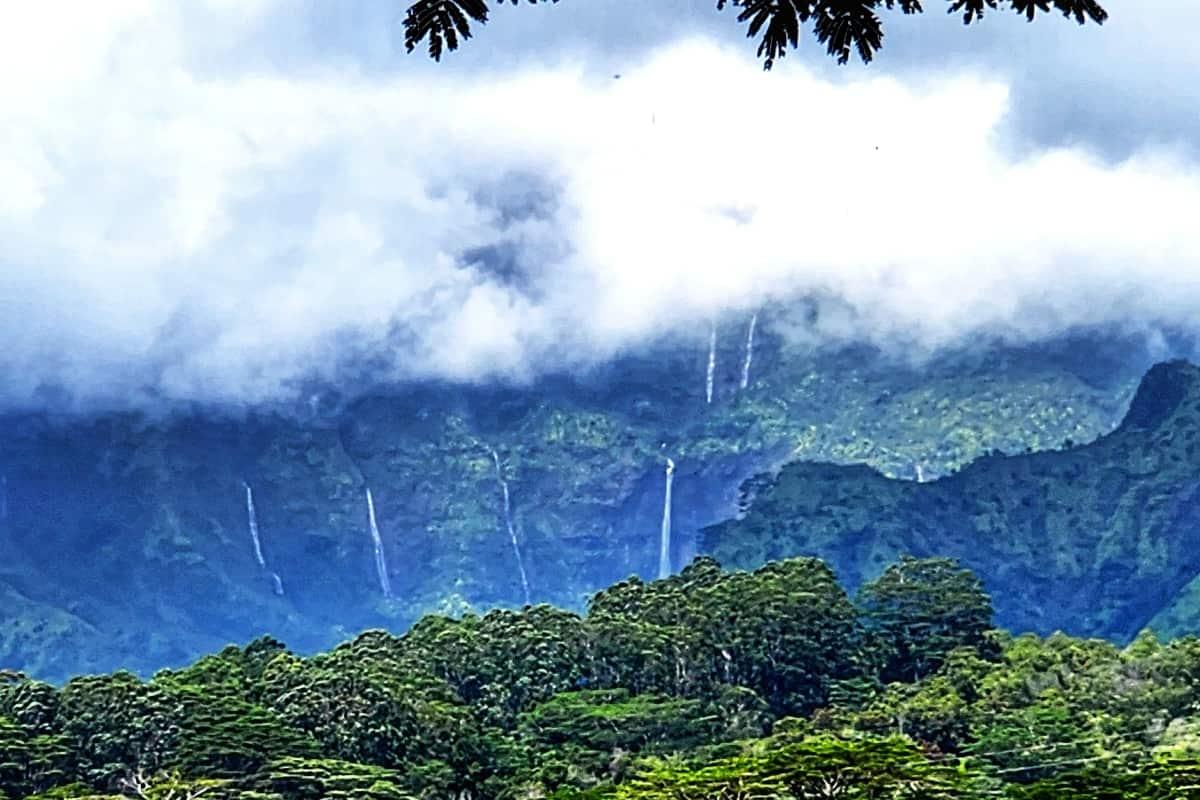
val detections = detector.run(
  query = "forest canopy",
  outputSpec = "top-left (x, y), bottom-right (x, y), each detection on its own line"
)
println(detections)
top-left (2, 554), bottom-right (1199, 799)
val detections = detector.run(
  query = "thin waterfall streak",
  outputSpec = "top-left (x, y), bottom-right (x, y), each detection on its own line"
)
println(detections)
top-left (915, 464), bottom-right (926, 483)
top-left (740, 312), bottom-right (758, 390)
top-left (706, 325), bottom-right (717, 404)
top-left (658, 458), bottom-right (675, 579)
top-left (243, 483), bottom-right (284, 596)
top-left (492, 449), bottom-right (532, 606)
top-left (243, 483), bottom-right (267, 568)
top-left (366, 488), bottom-right (394, 599)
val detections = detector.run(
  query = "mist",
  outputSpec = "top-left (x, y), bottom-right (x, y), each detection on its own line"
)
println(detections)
top-left (2, 3), bottom-right (1199, 413)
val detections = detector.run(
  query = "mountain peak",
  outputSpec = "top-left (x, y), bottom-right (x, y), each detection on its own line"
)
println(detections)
top-left (1121, 359), bottom-right (1200, 431)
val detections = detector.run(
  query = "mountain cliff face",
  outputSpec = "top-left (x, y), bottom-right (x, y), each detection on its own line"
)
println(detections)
top-left (0, 322), bottom-right (1148, 679)
top-left (704, 360), bottom-right (1200, 643)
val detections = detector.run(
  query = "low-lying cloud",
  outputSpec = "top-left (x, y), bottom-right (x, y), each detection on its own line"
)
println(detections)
top-left (1, 2), bottom-right (1198, 412)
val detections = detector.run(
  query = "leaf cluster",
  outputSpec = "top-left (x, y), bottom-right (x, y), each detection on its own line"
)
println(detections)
top-left (403, 0), bottom-right (1108, 68)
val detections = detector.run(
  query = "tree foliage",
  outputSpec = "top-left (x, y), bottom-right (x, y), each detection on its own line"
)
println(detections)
top-left (402, 0), bottom-right (1108, 69)
top-left (3, 555), bottom-right (1200, 799)
top-left (857, 555), bottom-right (995, 683)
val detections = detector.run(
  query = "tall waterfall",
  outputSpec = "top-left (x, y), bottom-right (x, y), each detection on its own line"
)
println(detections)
top-left (242, 483), bottom-right (284, 596)
top-left (244, 483), bottom-right (267, 568)
top-left (658, 458), bottom-right (675, 579)
top-left (705, 325), bottom-right (717, 404)
top-left (915, 464), bottom-right (926, 483)
top-left (365, 488), bottom-right (394, 599)
top-left (490, 449), bottom-right (532, 606)
top-left (740, 313), bottom-right (758, 390)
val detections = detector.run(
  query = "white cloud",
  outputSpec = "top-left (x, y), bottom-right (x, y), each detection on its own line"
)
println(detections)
top-left (1, 5), bottom-right (1198, 411)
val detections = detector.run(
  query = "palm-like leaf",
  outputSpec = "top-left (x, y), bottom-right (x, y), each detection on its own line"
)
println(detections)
top-left (813, 1), bottom-right (885, 64)
top-left (403, 0), bottom-right (490, 60)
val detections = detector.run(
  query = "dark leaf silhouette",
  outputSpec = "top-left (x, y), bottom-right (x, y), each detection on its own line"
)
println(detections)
top-left (403, 0), bottom-right (1107, 69)
top-left (403, 0), bottom-right (491, 60)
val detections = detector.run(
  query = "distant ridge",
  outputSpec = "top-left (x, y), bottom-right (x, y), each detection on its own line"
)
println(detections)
top-left (1120, 359), bottom-right (1200, 431)
top-left (704, 360), bottom-right (1200, 642)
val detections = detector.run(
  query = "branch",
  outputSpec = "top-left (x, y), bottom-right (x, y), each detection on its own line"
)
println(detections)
top-left (119, 768), bottom-right (153, 799)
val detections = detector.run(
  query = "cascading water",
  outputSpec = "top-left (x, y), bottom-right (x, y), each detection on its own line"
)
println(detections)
top-left (740, 313), bottom-right (758, 390)
top-left (706, 325), bottom-right (717, 404)
top-left (490, 449), bottom-right (532, 606)
top-left (244, 483), bottom-right (267, 568)
top-left (658, 458), bottom-right (675, 579)
top-left (365, 488), bottom-right (394, 599)
top-left (242, 483), bottom-right (284, 596)
top-left (915, 464), bottom-right (926, 483)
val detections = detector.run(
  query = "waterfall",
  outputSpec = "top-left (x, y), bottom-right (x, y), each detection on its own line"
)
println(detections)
top-left (658, 458), bottom-right (675, 579)
top-left (705, 325), bottom-right (717, 404)
top-left (491, 449), bottom-right (532, 606)
top-left (365, 488), bottom-right (394, 599)
top-left (243, 483), bottom-right (284, 596)
top-left (740, 313), bottom-right (758, 390)
top-left (915, 464), bottom-right (926, 483)
top-left (244, 483), bottom-right (267, 568)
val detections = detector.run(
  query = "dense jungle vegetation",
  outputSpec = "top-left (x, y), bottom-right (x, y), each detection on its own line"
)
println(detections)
top-left (3, 555), bottom-right (1200, 799)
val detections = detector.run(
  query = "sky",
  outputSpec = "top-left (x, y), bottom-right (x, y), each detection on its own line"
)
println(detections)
top-left (1, 0), bottom-right (1198, 412)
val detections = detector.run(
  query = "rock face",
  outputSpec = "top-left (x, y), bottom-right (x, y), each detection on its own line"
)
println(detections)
top-left (704, 360), bottom-right (1200, 643)
top-left (0, 325), bottom-right (1146, 680)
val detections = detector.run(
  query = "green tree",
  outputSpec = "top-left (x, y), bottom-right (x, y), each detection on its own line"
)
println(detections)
top-left (249, 757), bottom-right (415, 800)
top-left (857, 556), bottom-right (995, 683)
top-left (590, 557), bottom-right (865, 715)
top-left (856, 675), bottom-right (971, 752)
top-left (0, 717), bottom-right (74, 799)
top-left (399, 606), bottom-right (591, 728)
top-left (115, 769), bottom-right (235, 800)
top-left (56, 672), bottom-right (181, 792)
top-left (620, 733), bottom-right (981, 800)
top-left (0, 676), bottom-right (60, 738)
top-left (256, 635), bottom-right (514, 799)
top-left (165, 695), bottom-right (318, 779)
top-left (517, 685), bottom-right (769, 789)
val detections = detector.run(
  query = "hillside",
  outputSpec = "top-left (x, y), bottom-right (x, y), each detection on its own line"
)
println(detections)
top-left (0, 321), bottom-right (1149, 679)
top-left (705, 359), bottom-right (1200, 642)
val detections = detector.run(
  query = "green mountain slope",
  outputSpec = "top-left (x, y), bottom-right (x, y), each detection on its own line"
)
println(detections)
top-left (0, 324), bottom-right (1152, 679)
top-left (704, 359), bottom-right (1200, 642)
